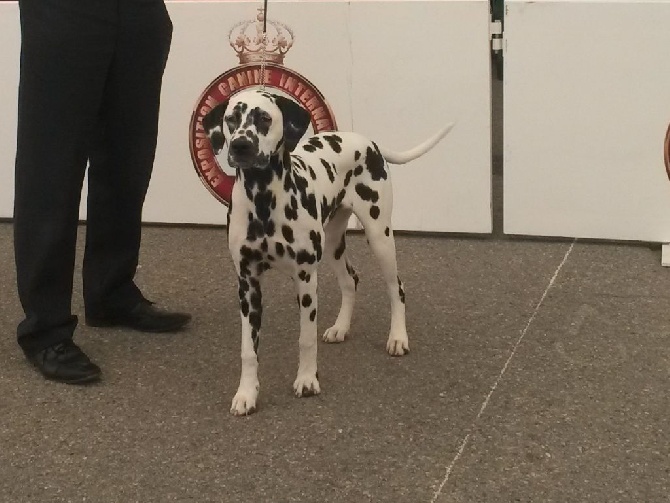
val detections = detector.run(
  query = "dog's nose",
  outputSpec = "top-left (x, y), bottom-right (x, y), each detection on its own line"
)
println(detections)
top-left (230, 138), bottom-right (254, 157)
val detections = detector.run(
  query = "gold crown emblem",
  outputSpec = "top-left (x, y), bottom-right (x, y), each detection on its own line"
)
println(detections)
top-left (229, 8), bottom-right (294, 65)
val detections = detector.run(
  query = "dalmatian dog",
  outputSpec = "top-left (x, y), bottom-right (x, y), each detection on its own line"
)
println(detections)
top-left (202, 88), bottom-right (454, 416)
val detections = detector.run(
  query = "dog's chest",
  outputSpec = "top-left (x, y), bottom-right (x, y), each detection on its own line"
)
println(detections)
top-left (229, 180), bottom-right (323, 273)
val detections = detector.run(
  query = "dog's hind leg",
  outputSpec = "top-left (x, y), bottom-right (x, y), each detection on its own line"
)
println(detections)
top-left (230, 273), bottom-right (263, 416)
top-left (354, 185), bottom-right (409, 356)
top-left (322, 207), bottom-right (359, 343)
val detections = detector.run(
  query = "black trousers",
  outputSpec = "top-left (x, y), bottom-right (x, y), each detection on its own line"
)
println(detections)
top-left (14, 0), bottom-right (173, 353)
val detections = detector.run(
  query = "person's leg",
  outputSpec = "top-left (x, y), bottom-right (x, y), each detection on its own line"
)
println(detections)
top-left (14, 0), bottom-right (116, 356)
top-left (82, 0), bottom-right (190, 331)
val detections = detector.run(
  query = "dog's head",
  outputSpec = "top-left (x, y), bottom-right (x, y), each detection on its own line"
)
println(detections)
top-left (202, 89), bottom-right (311, 170)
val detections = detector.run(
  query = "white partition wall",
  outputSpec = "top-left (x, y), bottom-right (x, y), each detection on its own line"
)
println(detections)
top-left (0, 0), bottom-right (493, 233)
top-left (503, 0), bottom-right (670, 242)
top-left (0, 2), bottom-right (19, 220)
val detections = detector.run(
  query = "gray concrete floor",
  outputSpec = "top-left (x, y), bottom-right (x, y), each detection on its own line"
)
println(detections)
top-left (1, 221), bottom-right (669, 503)
top-left (2, 79), bottom-right (669, 502)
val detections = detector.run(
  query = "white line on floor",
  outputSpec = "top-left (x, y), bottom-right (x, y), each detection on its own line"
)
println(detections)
top-left (429, 239), bottom-right (576, 503)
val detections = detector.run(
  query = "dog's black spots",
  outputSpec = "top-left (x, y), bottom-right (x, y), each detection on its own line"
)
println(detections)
top-left (248, 212), bottom-right (254, 222)
top-left (301, 294), bottom-right (313, 308)
top-left (334, 234), bottom-right (346, 260)
top-left (233, 103), bottom-right (248, 115)
top-left (293, 170), bottom-right (309, 193)
top-left (243, 106), bottom-right (271, 136)
top-left (336, 189), bottom-right (346, 206)
top-left (303, 138), bottom-right (324, 153)
top-left (266, 219), bottom-right (276, 237)
top-left (309, 309), bottom-right (317, 322)
top-left (321, 196), bottom-right (333, 224)
top-left (271, 196), bottom-right (277, 210)
top-left (303, 193), bottom-right (319, 220)
top-left (284, 195), bottom-right (299, 221)
top-left (320, 159), bottom-right (337, 182)
top-left (282, 225), bottom-right (295, 243)
top-left (249, 311), bottom-right (262, 331)
top-left (256, 261), bottom-right (270, 276)
top-left (239, 245), bottom-right (264, 276)
top-left (344, 170), bottom-right (353, 187)
top-left (275, 242), bottom-right (285, 257)
top-left (250, 289), bottom-right (262, 313)
top-left (267, 254), bottom-right (275, 261)
top-left (254, 189), bottom-right (274, 222)
top-left (323, 134), bottom-right (343, 153)
top-left (355, 183), bottom-right (380, 203)
top-left (309, 230), bottom-right (323, 261)
top-left (284, 204), bottom-right (297, 221)
top-left (298, 270), bottom-right (311, 282)
top-left (260, 239), bottom-right (268, 252)
top-left (271, 158), bottom-right (284, 179)
top-left (370, 205), bottom-right (381, 219)
top-left (354, 166), bottom-right (364, 176)
top-left (284, 171), bottom-right (296, 192)
top-left (397, 277), bottom-right (406, 304)
top-left (308, 165), bottom-right (317, 180)
top-left (366, 144), bottom-right (388, 181)
top-left (287, 246), bottom-right (296, 259)
top-left (296, 250), bottom-right (316, 265)
top-left (251, 329), bottom-right (260, 353)
top-left (294, 172), bottom-right (318, 219)
top-left (247, 219), bottom-right (264, 241)
top-left (240, 298), bottom-right (250, 317)
top-left (354, 150), bottom-right (361, 161)
top-left (346, 261), bottom-right (360, 290)
top-left (293, 156), bottom-right (309, 172)
top-left (385, 226), bottom-right (390, 236)
top-left (243, 163), bottom-right (273, 196)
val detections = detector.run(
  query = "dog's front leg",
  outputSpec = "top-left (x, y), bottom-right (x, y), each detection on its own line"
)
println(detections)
top-left (293, 269), bottom-right (320, 397)
top-left (230, 274), bottom-right (262, 416)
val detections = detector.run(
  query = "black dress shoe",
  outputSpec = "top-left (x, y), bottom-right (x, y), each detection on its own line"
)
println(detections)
top-left (86, 301), bottom-right (191, 333)
top-left (26, 340), bottom-right (101, 384)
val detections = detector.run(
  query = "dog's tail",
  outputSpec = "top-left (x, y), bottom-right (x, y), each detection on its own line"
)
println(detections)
top-left (377, 122), bottom-right (455, 165)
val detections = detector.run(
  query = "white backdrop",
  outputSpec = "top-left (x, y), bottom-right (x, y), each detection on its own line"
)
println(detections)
top-left (0, 0), bottom-right (493, 233)
top-left (503, 0), bottom-right (670, 242)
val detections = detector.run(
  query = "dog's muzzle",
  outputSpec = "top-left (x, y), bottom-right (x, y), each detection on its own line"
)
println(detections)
top-left (229, 137), bottom-right (255, 163)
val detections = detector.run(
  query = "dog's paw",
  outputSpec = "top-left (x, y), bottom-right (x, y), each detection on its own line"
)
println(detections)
top-left (386, 336), bottom-right (410, 357)
top-left (322, 324), bottom-right (349, 343)
top-left (230, 386), bottom-right (259, 416)
top-left (293, 373), bottom-right (321, 398)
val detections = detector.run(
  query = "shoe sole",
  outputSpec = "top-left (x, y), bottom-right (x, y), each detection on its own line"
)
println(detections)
top-left (33, 366), bottom-right (102, 385)
top-left (86, 319), bottom-right (190, 333)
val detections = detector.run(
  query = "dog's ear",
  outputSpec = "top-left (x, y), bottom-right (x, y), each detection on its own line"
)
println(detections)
top-left (273, 95), bottom-right (311, 152)
top-left (202, 100), bottom-right (229, 154)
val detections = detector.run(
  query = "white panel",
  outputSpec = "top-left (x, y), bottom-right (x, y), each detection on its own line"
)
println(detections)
top-left (504, 0), bottom-right (670, 241)
top-left (350, 0), bottom-right (492, 232)
top-left (0, 0), bottom-right (492, 234)
top-left (0, 2), bottom-right (19, 219)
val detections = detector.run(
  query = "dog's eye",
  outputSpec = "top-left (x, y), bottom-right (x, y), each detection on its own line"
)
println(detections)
top-left (225, 114), bottom-right (238, 124)
top-left (260, 115), bottom-right (272, 125)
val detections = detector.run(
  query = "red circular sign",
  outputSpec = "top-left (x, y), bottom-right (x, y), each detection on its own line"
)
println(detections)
top-left (189, 63), bottom-right (338, 205)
